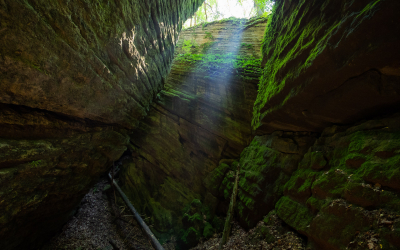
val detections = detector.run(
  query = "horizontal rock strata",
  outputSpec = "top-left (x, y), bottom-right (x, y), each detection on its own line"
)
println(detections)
top-left (0, 0), bottom-right (203, 249)
top-left (120, 17), bottom-right (267, 246)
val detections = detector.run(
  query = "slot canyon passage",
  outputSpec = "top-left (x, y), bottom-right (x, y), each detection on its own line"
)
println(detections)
top-left (1, 0), bottom-right (400, 249)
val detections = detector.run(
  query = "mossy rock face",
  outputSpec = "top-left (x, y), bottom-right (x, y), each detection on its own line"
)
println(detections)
top-left (216, 131), bottom-right (316, 229)
top-left (253, 0), bottom-right (400, 133)
top-left (276, 114), bottom-right (400, 249)
top-left (203, 162), bottom-right (231, 197)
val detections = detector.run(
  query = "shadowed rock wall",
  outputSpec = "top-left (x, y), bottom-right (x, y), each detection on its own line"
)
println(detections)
top-left (0, 0), bottom-right (202, 127)
top-left (253, 0), bottom-right (400, 133)
top-left (0, 0), bottom-right (203, 249)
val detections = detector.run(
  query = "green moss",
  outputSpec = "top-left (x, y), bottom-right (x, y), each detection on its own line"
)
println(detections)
top-left (203, 163), bottom-right (230, 196)
top-left (305, 196), bottom-right (325, 213)
top-left (174, 53), bottom-right (261, 80)
top-left (284, 169), bottom-right (316, 195)
top-left (203, 222), bottom-right (214, 238)
top-left (309, 151), bottom-right (327, 169)
top-left (180, 227), bottom-right (199, 245)
top-left (204, 31), bottom-right (214, 40)
top-left (240, 43), bottom-right (254, 49)
top-left (312, 169), bottom-right (348, 198)
top-left (30, 160), bottom-right (42, 167)
top-left (275, 196), bottom-right (313, 233)
top-left (252, 0), bottom-right (385, 129)
top-left (179, 198), bottom-right (218, 248)
top-left (200, 41), bottom-right (216, 53)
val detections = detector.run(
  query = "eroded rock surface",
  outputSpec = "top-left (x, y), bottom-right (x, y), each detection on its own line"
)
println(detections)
top-left (215, 131), bottom-right (316, 229)
top-left (0, 0), bottom-right (202, 127)
top-left (277, 114), bottom-right (400, 249)
top-left (120, 17), bottom-right (267, 246)
top-left (0, 0), bottom-right (203, 249)
top-left (253, 0), bottom-right (400, 133)
top-left (209, 114), bottom-right (400, 249)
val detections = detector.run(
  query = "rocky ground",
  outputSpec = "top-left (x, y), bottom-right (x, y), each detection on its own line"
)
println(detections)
top-left (39, 174), bottom-right (398, 250)
top-left (41, 176), bottom-right (155, 250)
top-left (191, 212), bottom-right (306, 250)
top-left (39, 174), bottom-right (306, 250)
top-left (39, 173), bottom-right (306, 250)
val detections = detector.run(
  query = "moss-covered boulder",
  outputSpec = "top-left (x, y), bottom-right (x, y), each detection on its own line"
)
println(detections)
top-left (216, 131), bottom-right (316, 229)
top-left (276, 114), bottom-right (400, 249)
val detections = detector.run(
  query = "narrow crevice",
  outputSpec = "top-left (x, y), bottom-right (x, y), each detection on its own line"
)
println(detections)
top-left (0, 102), bottom-right (125, 130)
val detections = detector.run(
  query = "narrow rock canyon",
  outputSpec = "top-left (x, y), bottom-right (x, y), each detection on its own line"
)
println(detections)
top-left (0, 0), bottom-right (400, 249)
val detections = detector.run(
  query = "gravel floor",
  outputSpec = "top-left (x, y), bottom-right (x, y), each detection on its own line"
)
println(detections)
top-left (41, 176), bottom-right (154, 250)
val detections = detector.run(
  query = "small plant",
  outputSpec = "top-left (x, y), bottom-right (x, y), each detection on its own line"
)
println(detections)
top-left (182, 39), bottom-right (194, 54)
top-left (241, 43), bottom-right (254, 49)
top-left (30, 160), bottom-right (42, 167)
top-left (204, 31), bottom-right (214, 40)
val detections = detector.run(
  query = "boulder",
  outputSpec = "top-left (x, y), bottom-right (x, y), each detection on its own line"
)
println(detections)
top-left (277, 114), bottom-right (400, 249)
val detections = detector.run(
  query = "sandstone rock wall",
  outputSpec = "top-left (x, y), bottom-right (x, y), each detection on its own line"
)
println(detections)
top-left (205, 0), bottom-right (400, 249)
top-left (0, 1), bottom-right (203, 249)
top-left (277, 114), bottom-right (400, 249)
top-left (120, 17), bottom-right (267, 246)
top-left (213, 114), bottom-right (400, 249)
top-left (0, 0), bottom-right (202, 127)
top-left (253, 0), bottom-right (400, 133)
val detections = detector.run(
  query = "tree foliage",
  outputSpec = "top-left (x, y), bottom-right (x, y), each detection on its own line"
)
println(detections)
top-left (184, 0), bottom-right (274, 28)
top-left (239, 0), bottom-right (274, 15)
